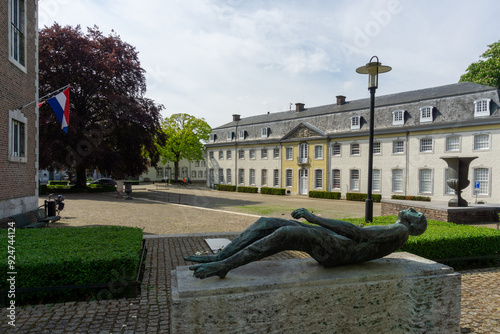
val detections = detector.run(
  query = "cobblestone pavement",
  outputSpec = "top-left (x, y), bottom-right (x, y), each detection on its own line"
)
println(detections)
top-left (1, 188), bottom-right (499, 333)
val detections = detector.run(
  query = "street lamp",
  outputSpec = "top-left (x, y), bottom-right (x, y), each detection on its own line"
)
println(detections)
top-left (356, 56), bottom-right (391, 223)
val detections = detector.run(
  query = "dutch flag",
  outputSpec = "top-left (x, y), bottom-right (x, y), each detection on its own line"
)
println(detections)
top-left (47, 87), bottom-right (70, 133)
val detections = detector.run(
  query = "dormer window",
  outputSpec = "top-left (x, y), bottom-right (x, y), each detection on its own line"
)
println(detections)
top-left (238, 130), bottom-right (245, 140)
top-left (474, 98), bottom-right (491, 117)
top-left (226, 131), bottom-right (233, 141)
top-left (392, 110), bottom-right (405, 125)
top-left (350, 116), bottom-right (360, 130)
top-left (420, 106), bottom-right (433, 123)
top-left (261, 127), bottom-right (269, 138)
top-left (209, 133), bottom-right (217, 142)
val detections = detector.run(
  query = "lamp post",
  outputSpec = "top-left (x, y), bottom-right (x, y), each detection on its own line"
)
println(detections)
top-left (356, 56), bottom-right (391, 223)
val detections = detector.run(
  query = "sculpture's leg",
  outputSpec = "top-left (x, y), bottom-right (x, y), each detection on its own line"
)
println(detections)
top-left (189, 225), bottom-right (332, 279)
top-left (185, 217), bottom-right (301, 263)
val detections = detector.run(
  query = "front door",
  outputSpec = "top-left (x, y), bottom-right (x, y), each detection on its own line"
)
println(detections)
top-left (299, 169), bottom-right (308, 195)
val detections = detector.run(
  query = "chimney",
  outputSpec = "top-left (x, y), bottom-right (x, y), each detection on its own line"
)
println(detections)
top-left (336, 95), bottom-right (346, 105)
top-left (232, 114), bottom-right (240, 122)
top-left (295, 103), bottom-right (305, 112)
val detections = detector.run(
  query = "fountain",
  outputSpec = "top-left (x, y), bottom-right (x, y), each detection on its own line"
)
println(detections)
top-left (440, 156), bottom-right (477, 207)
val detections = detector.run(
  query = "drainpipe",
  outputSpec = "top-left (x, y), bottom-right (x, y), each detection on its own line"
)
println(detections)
top-left (405, 130), bottom-right (409, 196)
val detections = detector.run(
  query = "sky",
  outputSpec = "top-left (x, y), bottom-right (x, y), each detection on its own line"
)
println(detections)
top-left (38, 0), bottom-right (500, 128)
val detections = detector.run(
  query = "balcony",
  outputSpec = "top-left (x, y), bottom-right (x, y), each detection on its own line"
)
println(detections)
top-left (297, 156), bottom-right (309, 165)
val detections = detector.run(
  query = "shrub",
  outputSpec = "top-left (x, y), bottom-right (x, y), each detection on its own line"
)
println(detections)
top-left (309, 191), bottom-right (341, 199)
top-left (0, 226), bottom-right (144, 305)
top-left (237, 186), bottom-right (258, 193)
top-left (216, 184), bottom-right (236, 192)
top-left (86, 184), bottom-right (117, 192)
top-left (48, 180), bottom-right (70, 186)
top-left (346, 193), bottom-right (381, 202)
top-left (391, 195), bottom-right (431, 202)
top-left (260, 187), bottom-right (286, 195)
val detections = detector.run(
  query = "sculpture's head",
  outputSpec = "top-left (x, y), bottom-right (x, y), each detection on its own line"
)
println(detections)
top-left (398, 208), bottom-right (427, 236)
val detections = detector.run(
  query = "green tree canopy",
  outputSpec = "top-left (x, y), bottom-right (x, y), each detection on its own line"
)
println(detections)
top-left (157, 113), bottom-right (211, 180)
top-left (460, 40), bottom-right (500, 89)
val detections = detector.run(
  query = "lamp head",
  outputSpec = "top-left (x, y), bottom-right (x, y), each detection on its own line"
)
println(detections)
top-left (356, 56), bottom-right (391, 89)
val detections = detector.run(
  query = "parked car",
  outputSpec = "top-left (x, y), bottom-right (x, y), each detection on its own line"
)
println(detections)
top-left (88, 178), bottom-right (116, 186)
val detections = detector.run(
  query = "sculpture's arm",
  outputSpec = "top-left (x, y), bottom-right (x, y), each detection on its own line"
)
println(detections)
top-left (291, 208), bottom-right (369, 242)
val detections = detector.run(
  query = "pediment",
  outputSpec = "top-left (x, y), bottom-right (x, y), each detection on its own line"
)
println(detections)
top-left (281, 123), bottom-right (326, 141)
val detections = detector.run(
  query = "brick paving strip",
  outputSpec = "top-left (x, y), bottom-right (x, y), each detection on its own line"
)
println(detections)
top-left (0, 233), bottom-right (498, 333)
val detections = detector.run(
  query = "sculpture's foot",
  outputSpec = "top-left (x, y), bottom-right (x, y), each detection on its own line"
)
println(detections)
top-left (189, 262), bottom-right (230, 279)
top-left (184, 254), bottom-right (219, 263)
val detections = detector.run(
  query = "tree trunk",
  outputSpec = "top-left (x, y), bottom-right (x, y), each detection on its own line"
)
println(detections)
top-left (76, 166), bottom-right (87, 188)
top-left (174, 161), bottom-right (179, 181)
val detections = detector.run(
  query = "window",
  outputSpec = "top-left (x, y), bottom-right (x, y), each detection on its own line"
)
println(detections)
top-left (209, 169), bottom-right (214, 184)
top-left (156, 168), bottom-right (163, 178)
top-left (474, 168), bottom-right (489, 195)
top-left (420, 138), bottom-right (433, 153)
top-left (314, 145), bottom-right (323, 159)
top-left (226, 150), bottom-right (232, 159)
top-left (286, 147), bottom-right (293, 160)
top-left (420, 106), bottom-right (433, 123)
top-left (332, 143), bottom-right (341, 156)
top-left (219, 169), bottom-right (224, 183)
top-left (474, 134), bottom-right (490, 150)
top-left (238, 130), bottom-right (245, 140)
top-left (261, 149), bottom-right (268, 159)
top-left (195, 161), bottom-right (200, 167)
top-left (446, 136), bottom-right (460, 152)
top-left (181, 167), bottom-right (188, 178)
top-left (238, 149), bottom-right (245, 159)
top-left (444, 169), bottom-right (454, 194)
top-left (209, 151), bottom-right (214, 160)
top-left (285, 169), bottom-right (293, 187)
top-left (227, 131), bottom-right (233, 141)
top-left (191, 171), bottom-right (196, 178)
top-left (249, 169), bottom-right (255, 185)
top-left (261, 169), bottom-right (267, 186)
top-left (238, 169), bottom-right (244, 185)
top-left (218, 150), bottom-right (224, 159)
top-left (393, 140), bottom-right (404, 154)
top-left (299, 143), bottom-right (308, 163)
top-left (249, 149), bottom-right (256, 159)
top-left (314, 169), bottom-right (323, 189)
top-left (419, 169), bottom-right (432, 193)
top-left (273, 169), bottom-right (279, 187)
top-left (209, 134), bottom-right (216, 142)
top-left (261, 127), bottom-right (269, 138)
top-left (392, 110), bottom-right (404, 125)
top-left (201, 160), bottom-right (206, 167)
top-left (9, 110), bottom-right (27, 162)
top-left (350, 143), bottom-right (360, 155)
top-left (350, 170), bottom-right (360, 191)
top-left (9, 0), bottom-right (26, 68)
top-left (332, 169), bottom-right (341, 189)
top-left (474, 99), bottom-right (491, 117)
top-left (373, 142), bottom-right (381, 154)
top-left (273, 148), bottom-right (280, 159)
top-left (226, 169), bottom-right (232, 184)
top-left (392, 169), bottom-right (403, 192)
top-left (198, 170), bottom-right (203, 178)
top-left (372, 169), bottom-right (381, 191)
top-left (350, 116), bottom-right (360, 130)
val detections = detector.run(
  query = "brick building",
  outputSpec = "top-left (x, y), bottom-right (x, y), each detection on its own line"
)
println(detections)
top-left (0, 0), bottom-right (39, 218)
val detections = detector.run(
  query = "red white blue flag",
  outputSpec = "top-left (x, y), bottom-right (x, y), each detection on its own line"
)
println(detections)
top-left (47, 87), bottom-right (70, 133)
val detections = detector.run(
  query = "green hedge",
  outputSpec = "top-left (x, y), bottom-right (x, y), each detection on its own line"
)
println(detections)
top-left (0, 226), bottom-right (143, 305)
top-left (216, 184), bottom-right (237, 192)
top-left (86, 184), bottom-right (117, 192)
top-left (391, 195), bottom-right (431, 202)
top-left (346, 193), bottom-right (381, 202)
top-left (309, 191), bottom-right (341, 199)
top-left (260, 187), bottom-right (286, 195)
top-left (237, 186), bottom-right (259, 193)
top-left (48, 180), bottom-right (70, 186)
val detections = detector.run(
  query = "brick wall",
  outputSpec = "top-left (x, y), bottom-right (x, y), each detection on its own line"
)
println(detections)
top-left (0, 0), bottom-right (39, 218)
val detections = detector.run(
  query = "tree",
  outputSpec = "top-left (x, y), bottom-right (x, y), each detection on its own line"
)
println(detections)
top-left (157, 114), bottom-right (211, 181)
top-left (460, 40), bottom-right (500, 89)
top-left (39, 24), bottom-right (165, 187)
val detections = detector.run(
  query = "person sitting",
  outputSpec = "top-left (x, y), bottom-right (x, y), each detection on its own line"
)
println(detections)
top-left (185, 208), bottom-right (427, 279)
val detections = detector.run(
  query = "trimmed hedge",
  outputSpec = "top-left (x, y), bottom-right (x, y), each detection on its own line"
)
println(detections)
top-left (346, 193), bottom-right (382, 202)
top-left (48, 180), bottom-right (70, 186)
top-left (309, 191), bottom-right (341, 199)
top-left (216, 184), bottom-right (237, 192)
top-left (260, 187), bottom-right (286, 195)
top-left (86, 184), bottom-right (117, 192)
top-left (0, 226), bottom-right (143, 305)
top-left (237, 186), bottom-right (259, 193)
top-left (391, 195), bottom-right (431, 202)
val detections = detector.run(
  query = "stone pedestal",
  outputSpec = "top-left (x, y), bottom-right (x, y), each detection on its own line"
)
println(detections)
top-left (170, 253), bottom-right (461, 334)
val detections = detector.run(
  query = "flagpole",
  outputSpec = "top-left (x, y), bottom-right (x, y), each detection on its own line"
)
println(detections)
top-left (18, 84), bottom-right (71, 110)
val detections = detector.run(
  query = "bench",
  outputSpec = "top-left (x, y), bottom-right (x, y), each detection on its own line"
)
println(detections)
top-left (32, 208), bottom-right (60, 225)
top-left (9, 212), bottom-right (47, 229)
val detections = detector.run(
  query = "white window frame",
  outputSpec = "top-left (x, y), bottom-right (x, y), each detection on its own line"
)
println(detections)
top-left (238, 149), bottom-right (245, 159)
top-left (238, 169), bottom-right (245, 185)
top-left (249, 149), bottom-right (256, 159)
top-left (261, 169), bottom-right (267, 186)
top-left (218, 150), bottom-right (224, 159)
top-left (444, 169), bottom-right (454, 194)
top-left (285, 169), bottom-right (293, 188)
top-left (209, 133), bottom-right (216, 142)
top-left (392, 140), bottom-right (404, 154)
top-left (332, 169), bottom-right (341, 190)
top-left (238, 130), bottom-right (245, 140)
top-left (332, 143), bottom-right (341, 157)
top-left (445, 136), bottom-right (460, 152)
top-left (419, 138), bottom-right (433, 153)
top-left (372, 169), bottom-right (381, 192)
top-left (285, 147), bottom-right (293, 160)
top-left (156, 168), bottom-right (163, 178)
top-left (350, 143), bottom-right (360, 156)
top-left (350, 169), bottom-right (360, 191)
top-left (209, 151), bottom-right (214, 160)
top-left (226, 131), bottom-right (233, 141)
top-left (314, 145), bottom-right (323, 160)
top-left (419, 168), bottom-right (433, 194)
top-left (218, 169), bottom-right (224, 184)
top-left (392, 169), bottom-right (403, 193)
top-left (314, 169), bottom-right (323, 189)
top-left (273, 169), bottom-right (279, 187)
top-left (9, 0), bottom-right (26, 70)
top-left (392, 110), bottom-right (405, 125)
top-left (198, 170), bottom-right (203, 178)
top-left (420, 106), bottom-right (433, 123)
top-left (299, 143), bottom-right (308, 163)
top-left (373, 142), bottom-right (381, 155)
top-left (249, 169), bottom-right (256, 185)
top-left (473, 134), bottom-right (490, 150)
top-left (474, 98), bottom-right (491, 118)
top-left (473, 167), bottom-right (490, 196)
top-left (9, 109), bottom-right (27, 163)
top-left (261, 148), bottom-right (268, 159)
top-left (226, 169), bottom-right (232, 184)
top-left (350, 116), bottom-right (360, 130)
top-left (226, 150), bottom-right (232, 159)
top-left (273, 148), bottom-right (280, 159)
top-left (261, 127), bottom-right (269, 138)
